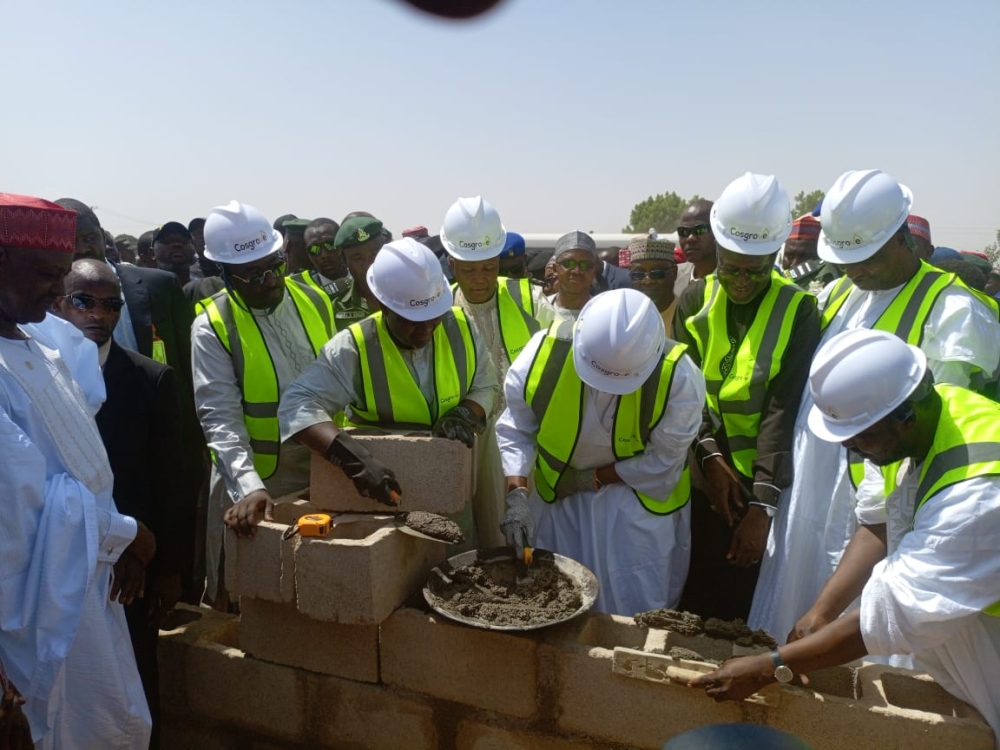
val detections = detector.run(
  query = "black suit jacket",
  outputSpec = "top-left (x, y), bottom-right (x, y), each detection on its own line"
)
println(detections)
top-left (96, 342), bottom-right (193, 577)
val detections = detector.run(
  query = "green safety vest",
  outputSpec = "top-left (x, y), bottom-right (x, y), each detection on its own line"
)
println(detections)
top-left (452, 277), bottom-right (540, 363)
top-left (684, 272), bottom-right (812, 479)
top-left (346, 308), bottom-right (476, 429)
top-left (878, 385), bottom-right (1000, 616)
top-left (287, 271), bottom-right (337, 325)
top-left (524, 323), bottom-right (691, 515)
top-left (197, 279), bottom-right (334, 479)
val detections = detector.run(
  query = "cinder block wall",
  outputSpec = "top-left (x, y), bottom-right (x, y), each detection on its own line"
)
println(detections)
top-left (158, 605), bottom-right (995, 750)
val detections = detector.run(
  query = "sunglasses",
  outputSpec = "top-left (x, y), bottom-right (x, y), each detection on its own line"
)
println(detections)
top-left (558, 259), bottom-right (595, 271)
top-left (229, 260), bottom-right (287, 286)
top-left (716, 262), bottom-right (772, 281)
top-left (630, 269), bottom-right (671, 281)
top-left (676, 224), bottom-right (710, 239)
top-left (63, 294), bottom-right (124, 312)
top-left (307, 242), bottom-right (338, 256)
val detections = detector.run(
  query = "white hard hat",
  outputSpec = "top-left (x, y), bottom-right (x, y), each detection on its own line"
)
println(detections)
top-left (817, 169), bottom-right (913, 265)
top-left (203, 200), bottom-right (283, 265)
top-left (807, 328), bottom-right (927, 442)
top-left (440, 196), bottom-right (507, 261)
top-left (572, 289), bottom-right (665, 395)
top-left (366, 237), bottom-right (454, 322)
top-left (710, 173), bottom-right (792, 256)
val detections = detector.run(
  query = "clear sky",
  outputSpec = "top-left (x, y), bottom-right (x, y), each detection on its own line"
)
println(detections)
top-left (2, 0), bottom-right (998, 250)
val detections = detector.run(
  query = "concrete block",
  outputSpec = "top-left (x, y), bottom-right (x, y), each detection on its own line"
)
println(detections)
top-left (295, 524), bottom-right (446, 624)
top-left (865, 665), bottom-right (984, 719)
top-left (160, 715), bottom-right (237, 750)
top-left (184, 640), bottom-right (306, 741)
top-left (312, 674), bottom-right (438, 750)
top-left (381, 608), bottom-right (539, 718)
top-left (309, 433), bottom-right (472, 514)
top-left (456, 722), bottom-right (617, 750)
top-left (225, 521), bottom-right (297, 604)
top-left (239, 597), bottom-right (379, 683)
top-left (769, 683), bottom-right (995, 750)
top-left (549, 622), bottom-right (744, 748)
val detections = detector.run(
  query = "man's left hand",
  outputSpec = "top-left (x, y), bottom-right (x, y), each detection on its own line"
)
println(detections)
top-left (727, 505), bottom-right (771, 567)
top-left (688, 654), bottom-right (774, 702)
top-left (431, 404), bottom-right (485, 448)
top-left (110, 551), bottom-right (146, 606)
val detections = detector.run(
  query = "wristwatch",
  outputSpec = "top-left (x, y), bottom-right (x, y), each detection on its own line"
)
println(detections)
top-left (770, 650), bottom-right (793, 684)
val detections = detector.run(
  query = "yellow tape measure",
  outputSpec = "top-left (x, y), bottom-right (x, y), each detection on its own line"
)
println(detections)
top-left (281, 513), bottom-right (333, 540)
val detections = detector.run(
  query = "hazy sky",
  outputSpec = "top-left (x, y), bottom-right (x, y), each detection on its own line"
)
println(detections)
top-left (3, 0), bottom-right (998, 250)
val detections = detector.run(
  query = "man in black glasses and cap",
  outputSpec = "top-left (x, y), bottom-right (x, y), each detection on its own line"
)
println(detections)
top-left (626, 236), bottom-right (680, 337)
top-left (675, 199), bottom-right (718, 297)
top-left (53, 258), bottom-right (187, 748)
top-left (190, 201), bottom-right (336, 608)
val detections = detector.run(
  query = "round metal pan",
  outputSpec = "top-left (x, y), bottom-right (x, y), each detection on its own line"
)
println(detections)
top-left (423, 547), bottom-right (599, 631)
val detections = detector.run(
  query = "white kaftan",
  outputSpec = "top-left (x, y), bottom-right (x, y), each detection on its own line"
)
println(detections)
top-left (750, 281), bottom-right (1000, 642)
top-left (0, 334), bottom-right (150, 749)
top-left (860, 475), bottom-right (1000, 737)
top-left (496, 330), bottom-right (706, 615)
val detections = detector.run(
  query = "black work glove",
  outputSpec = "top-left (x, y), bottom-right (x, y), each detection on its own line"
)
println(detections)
top-left (325, 432), bottom-right (402, 506)
top-left (431, 404), bottom-right (485, 448)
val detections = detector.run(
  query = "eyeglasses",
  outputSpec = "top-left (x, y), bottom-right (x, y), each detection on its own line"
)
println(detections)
top-left (630, 269), bottom-right (672, 281)
top-left (715, 262), bottom-right (773, 281)
top-left (558, 259), bottom-right (595, 271)
top-left (307, 242), bottom-right (338, 256)
top-left (229, 259), bottom-right (287, 286)
top-left (63, 294), bottom-right (125, 312)
top-left (676, 224), bottom-right (710, 239)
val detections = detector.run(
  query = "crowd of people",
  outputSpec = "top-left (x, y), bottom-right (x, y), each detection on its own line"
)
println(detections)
top-left (1, 168), bottom-right (999, 748)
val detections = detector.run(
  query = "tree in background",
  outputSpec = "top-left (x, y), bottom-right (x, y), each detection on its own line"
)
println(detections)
top-left (623, 191), bottom-right (703, 234)
top-left (792, 189), bottom-right (825, 218)
top-left (983, 229), bottom-right (1000, 263)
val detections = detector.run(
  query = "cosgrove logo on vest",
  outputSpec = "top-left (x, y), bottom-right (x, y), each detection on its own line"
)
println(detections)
top-left (234, 229), bottom-right (270, 253)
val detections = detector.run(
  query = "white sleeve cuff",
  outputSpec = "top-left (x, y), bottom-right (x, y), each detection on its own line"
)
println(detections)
top-left (97, 511), bottom-right (138, 563)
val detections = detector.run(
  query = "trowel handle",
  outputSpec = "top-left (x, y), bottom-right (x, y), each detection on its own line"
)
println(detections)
top-left (665, 665), bottom-right (709, 684)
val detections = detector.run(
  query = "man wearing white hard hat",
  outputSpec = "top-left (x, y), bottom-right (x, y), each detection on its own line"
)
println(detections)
top-left (675, 173), bottom-right (820, 623)
top-left (441, 196), bottom-right (554, 546)
top-left (496, 289), bottom-right (707, 615)
top-left (691, 329), bottom-right (1000, 738)
top-left (278, 237), bottom-right (499, 546)
top-left (750, 169), bottom-right (1000, 644)
top-left (191, 201), bottom-right (336, 606)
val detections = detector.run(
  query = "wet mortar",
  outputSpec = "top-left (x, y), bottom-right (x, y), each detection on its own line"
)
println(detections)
top-left (428, 558), bottom-right (583, 627)
top-left (404, 511), bottom-right (464, 543)
top-left (634, 608), bottom-right (778, 649)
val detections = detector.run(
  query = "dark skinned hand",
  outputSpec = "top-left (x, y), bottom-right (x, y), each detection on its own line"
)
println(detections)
top-left (787, 608), bottom-right (832, 645)
top-left (111, 551), bottom-right (146, 606)
top-left (147, 574), bottom-right (182, 628)
top-left (703, 456), bottom-right (745, 527)
top-left (688, 654), bottom-right (775, 702)
top-left (0, 677), bottom-right (33, 750)
top-left (223, 489), bottom-right (274, 538)
top-left (127, 521), bottom-right (157, 567)
top-left (727, 505), bottom-right (771, 567)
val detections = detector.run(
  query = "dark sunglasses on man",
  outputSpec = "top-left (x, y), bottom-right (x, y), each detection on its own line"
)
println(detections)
top-left (630, 269), bottom-right (671, 281)
top-left (62, 294), bottom-right (125, 312)
top-left (229, 257), bottom-right (288, 286)
top-left (558, 259), bottom-right (595, 271)
top-left (676, 224), bottom-right (710, 239)
top-left (307, 242), bottom-right (338, 256)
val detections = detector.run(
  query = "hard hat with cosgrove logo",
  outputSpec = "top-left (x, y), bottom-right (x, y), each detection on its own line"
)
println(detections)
top-left (817, 169), bottom-right (913, 265)
top-left (710, 173), bottom-right (793, 256)
top-left (807, 328), bottom-right (927, 442)
top-left (203, 200), bottom-right (284, 265)
top-left (366, 237), bottom-right (454, 322)
top-left (440, 196), bottom-right (507, 262)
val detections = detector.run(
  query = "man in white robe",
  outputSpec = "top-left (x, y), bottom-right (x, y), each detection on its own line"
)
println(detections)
top-left (750, 170), bottom-right (1000, 643)
top-left (0, 193), bottom-right (152, 749)
top-left (497, 290), bottom-right (706, 615)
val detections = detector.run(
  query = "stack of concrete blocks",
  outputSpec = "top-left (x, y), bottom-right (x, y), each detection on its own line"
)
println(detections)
top-left (225, 432), bottom-right (473, 685)
top-left (159, 602), bottom-right (995, 750)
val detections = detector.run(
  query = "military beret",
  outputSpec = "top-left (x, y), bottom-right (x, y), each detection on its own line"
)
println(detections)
top-left (336, 216), bottom-right (384, 250)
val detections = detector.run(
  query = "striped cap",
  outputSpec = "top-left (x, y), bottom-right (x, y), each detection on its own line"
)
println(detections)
top-left (0, 193), bottom-right (78, 253)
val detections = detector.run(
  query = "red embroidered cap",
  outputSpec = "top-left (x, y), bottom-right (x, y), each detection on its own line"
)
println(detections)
top-left (906, 215), bottom-right (931, 243)
top-left (787, 215), bottom-right (821, 242)
top-left (0, 193), bottom-right (78, 253)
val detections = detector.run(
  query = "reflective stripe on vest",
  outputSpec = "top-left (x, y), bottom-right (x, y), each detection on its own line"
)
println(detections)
top-left (685, 272), bottom-right (810, 478)
top-left (497, 277), bottom-right (541, 363)
top-left (199, 280), bottom-right (333, 479)
top-left (908, 385), bottom-right (1000, 616)
top-left (524, 322), bottom-right (691, 515)
top-left (346, 308), bottom-right (476, 429)
top-left (820, 261), bottom-right (952, 344)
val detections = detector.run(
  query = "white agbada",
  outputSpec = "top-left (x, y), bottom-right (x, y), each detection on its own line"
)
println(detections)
top-left (750, 281), bottom-right (1000, 642)
top-left (496, 331), bottom-right (706, 615)
top-left (860, 474), bottom-right (1000, 736)
top-left (0, 333), bottom-right (151, 749)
